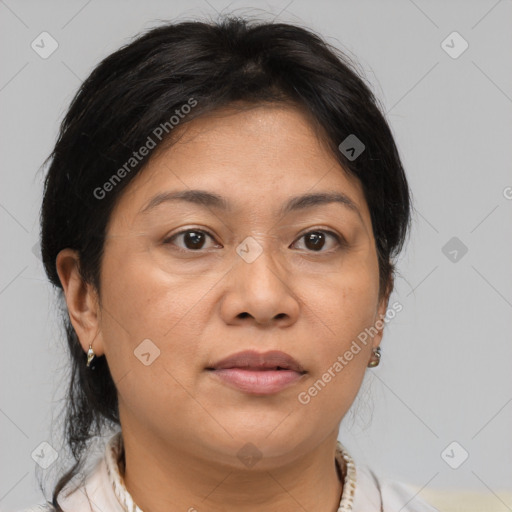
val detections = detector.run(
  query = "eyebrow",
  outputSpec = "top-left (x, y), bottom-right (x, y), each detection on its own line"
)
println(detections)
top-left (139, 189), bottom-right (361, 218)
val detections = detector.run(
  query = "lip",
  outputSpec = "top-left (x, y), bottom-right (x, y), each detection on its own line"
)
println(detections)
top-left (206, 350), bottom-right (307, 395)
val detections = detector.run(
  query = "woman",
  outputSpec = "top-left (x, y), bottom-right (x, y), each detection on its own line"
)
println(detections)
top-left (25, 15), bottom-right (438, 512)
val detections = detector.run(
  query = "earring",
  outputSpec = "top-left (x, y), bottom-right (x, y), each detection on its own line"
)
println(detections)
top-left (86, 344), bottom-right (95, 368)
top-left (367, 346), bottom-right (381, 368)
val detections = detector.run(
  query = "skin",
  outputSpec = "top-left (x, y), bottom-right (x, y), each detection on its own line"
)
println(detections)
top-left (56, 103), bottom-right (390, 512)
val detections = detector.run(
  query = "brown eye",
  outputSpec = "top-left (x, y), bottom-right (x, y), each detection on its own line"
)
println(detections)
top-left (292, 230), bottom-right (343, 252)
top-left (164, 229), bottom-right (218, 251)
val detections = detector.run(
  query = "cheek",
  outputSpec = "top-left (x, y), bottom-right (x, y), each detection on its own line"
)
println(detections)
top-left (98, 243), bottom-right (212, 386)
top-left (305, 251), bottom-right (380, 346)
top-left (98, 249), bottom-right (213, 434)
top-left (294, 257), bottom-right (379, 413)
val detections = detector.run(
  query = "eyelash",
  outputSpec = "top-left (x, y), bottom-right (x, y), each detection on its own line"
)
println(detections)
top-left (163, 228), bottom-right (346, 253)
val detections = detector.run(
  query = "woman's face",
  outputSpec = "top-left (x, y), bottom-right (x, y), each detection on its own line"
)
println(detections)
top-left (69, 104), bottom-right (389, 467)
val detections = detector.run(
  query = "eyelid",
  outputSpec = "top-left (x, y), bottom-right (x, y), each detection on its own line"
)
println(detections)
top-left (296, 226), bottom-right (342, 239)
top-left (163, 227), bottom-right (218, 243)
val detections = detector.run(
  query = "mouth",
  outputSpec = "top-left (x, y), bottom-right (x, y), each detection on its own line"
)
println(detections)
top-left (206, 350), bottom-right (307, 395)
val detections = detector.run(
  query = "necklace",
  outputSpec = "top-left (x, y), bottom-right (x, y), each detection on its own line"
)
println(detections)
top-left (105, 432), bottom-right (356, 512)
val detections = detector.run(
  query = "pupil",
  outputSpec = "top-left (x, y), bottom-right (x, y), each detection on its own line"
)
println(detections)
top-left (185, 231), bottom-right (204, 249)
top-left (305, 232), bottom-right (325, 251)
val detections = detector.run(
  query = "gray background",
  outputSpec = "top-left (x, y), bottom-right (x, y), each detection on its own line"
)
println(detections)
top-left (1, 0), bottom-right (511, 510)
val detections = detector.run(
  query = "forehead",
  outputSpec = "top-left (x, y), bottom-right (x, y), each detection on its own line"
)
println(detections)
top-left (110, 104), bottom-right (370, 225)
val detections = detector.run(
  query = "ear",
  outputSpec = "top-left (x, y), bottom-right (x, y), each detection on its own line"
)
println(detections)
top-left (372, 275), bottom-right (394, 349)
top-left (55, 248), bottom-right (104, 358)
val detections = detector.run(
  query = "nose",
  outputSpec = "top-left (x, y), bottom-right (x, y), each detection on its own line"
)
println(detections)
top-left (219, 241), bottom-right (300, 328)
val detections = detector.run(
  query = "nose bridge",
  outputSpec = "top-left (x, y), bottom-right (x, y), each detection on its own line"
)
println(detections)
top-left (221, 234), bottom-right (300, 325)
top-left (235, 233), bottom-right (287, 286)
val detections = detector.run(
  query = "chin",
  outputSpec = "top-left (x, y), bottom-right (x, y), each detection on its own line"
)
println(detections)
top-left (197, 420), bottom-right (315, 464)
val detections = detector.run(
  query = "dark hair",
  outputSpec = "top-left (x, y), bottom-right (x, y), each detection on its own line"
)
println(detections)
top-left (38, 14), bottom-right (411, 511)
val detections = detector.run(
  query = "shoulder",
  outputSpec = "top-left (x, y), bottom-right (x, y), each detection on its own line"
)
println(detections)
top-left (21, 459), bottom-right (124, 512)
top-left (19, 433), bottom-right (125, 512)
top-left (352, 465), bottom-right (441, 512)
top-left (56, 457), bottom-right (125, 512)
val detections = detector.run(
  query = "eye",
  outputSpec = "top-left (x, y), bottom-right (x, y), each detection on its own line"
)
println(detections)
top-left (163, 228), bottom-right (344, 253)
top-left (291, 229), bottom-right (344, 252)
top-left (163, 229), bottom-right (220, 252)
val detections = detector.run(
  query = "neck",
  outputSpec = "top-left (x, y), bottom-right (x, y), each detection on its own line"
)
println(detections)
top-left (120, 426), bottom-right (343, 512)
